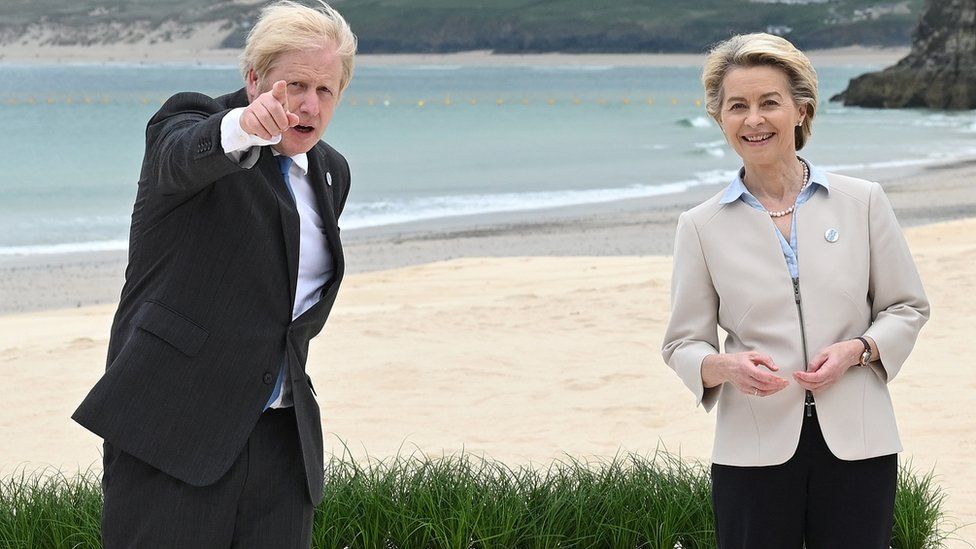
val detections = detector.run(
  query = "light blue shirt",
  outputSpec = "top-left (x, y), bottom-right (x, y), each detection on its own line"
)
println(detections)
top-left (718, 159), bottom-right (830, 279)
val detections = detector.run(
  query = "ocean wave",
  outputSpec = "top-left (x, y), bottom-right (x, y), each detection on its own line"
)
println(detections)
top-left (910, 113), bottom-right (973, 128)
top-left (531, 65), bottom-right (616, 72)
top-left (0, 240), bottom-right (128, 256)
top-left (341, 172), bottom-right (732, 230)
top-left (692, 140), bottom-right (727, 157)
top-left (822, 147), bottom-right (976, 173)
top-left (638, 144), bottom-right (671, 150)
top-left (399, 65), bottom-right (465, 71)
top-left (677, 116), bottom-right (711, 128)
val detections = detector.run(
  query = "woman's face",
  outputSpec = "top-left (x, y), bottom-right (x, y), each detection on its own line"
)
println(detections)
top-left (718, 65), bottom-right (806, 167)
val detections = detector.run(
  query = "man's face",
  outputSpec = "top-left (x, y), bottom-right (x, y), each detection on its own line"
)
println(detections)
top-left (247, 45), bottom-right (343, 156)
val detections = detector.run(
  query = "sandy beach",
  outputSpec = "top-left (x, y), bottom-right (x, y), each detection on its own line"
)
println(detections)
top-left (1, 156), bottom-right (975, 544)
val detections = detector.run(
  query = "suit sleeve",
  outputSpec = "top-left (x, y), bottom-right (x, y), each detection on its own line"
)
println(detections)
top-left (143, 92), bottom-right (249, 197)
top-left (862, 181), bottom-right (930, 382)
top-left (662, 211), bottom-right (721, 410)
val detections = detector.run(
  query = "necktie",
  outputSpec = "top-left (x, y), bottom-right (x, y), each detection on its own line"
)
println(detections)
top-left (265, 155), bottom-right (294, 410)
top-left (276, 155), bottom-right (296, 202)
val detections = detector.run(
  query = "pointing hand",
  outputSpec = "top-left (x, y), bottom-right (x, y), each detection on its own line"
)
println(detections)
top-left (240, 80), bottom-right (301, 140)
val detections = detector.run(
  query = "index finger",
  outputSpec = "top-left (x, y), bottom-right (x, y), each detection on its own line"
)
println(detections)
top-left (271, 80), bottom-right (289, 109)
top-left (749, 353), bottom-right (779, 372)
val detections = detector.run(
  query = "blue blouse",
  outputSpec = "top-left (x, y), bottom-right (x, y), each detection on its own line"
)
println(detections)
top-left (718, 160), bottom-right (830, 279)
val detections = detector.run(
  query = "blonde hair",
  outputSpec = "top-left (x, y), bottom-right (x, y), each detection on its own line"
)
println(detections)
top-left (702, 33), bottom-right (818, 150)
top-left (240, 0), bottom-right (357, 95)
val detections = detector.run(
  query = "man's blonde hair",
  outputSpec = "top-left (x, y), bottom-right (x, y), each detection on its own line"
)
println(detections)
top-left (702, 33), bottom-right (818, 150)
top-left (240, 0), bottom-right (357, 94)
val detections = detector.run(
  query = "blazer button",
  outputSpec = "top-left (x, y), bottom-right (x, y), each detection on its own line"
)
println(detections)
top-left (263, 372), bottom-right (274, 384)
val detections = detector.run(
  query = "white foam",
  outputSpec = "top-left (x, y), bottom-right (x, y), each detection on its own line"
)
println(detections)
top-left (531, 65), bottom-right (616, 72)
top-left (823, 147), bottom-right (976, 173)
top-left (0, 240), bottom-right (129, 256)
top-left (678, 116), bottom-right (711, 128)
top-left (341, 171), bottom-right (733, 230)
top-left (693, 140), bottom-right (727, 157)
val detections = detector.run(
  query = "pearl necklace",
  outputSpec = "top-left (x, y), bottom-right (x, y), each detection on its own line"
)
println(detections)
top-left (767, 160), bottom-right (810, 218)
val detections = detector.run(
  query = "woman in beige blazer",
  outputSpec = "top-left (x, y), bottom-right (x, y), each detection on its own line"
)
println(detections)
top-left (662, 33), bottom-right (929, 548)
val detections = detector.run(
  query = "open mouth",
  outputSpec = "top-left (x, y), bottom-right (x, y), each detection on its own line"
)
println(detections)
top-left (742, 133), bottom-right (773, 143)
top-left (293, 125), bottom-right (314, 134)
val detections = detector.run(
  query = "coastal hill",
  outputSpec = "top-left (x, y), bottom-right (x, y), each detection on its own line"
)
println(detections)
top-left (834, 0), bottom-right (976, 109)
top-left (1, 0), bottom-right (924, 54)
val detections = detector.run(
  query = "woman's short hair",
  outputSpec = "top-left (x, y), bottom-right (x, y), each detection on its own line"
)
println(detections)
top-left (702, 33), bottom-right (818, 150)
top-left (240, 0), bottom-right (358, 95)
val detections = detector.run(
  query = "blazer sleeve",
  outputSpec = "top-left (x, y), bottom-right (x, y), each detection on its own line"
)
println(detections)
top-left (143, 92), bottom-right (248, 197)
top-left (862, 181), bottom-right (930, 382)
top-left (662, 211), bottom-right (721, 410)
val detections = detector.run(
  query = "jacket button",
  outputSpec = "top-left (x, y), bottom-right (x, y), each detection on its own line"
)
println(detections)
top-left (263, 372), bottom-right (274, 384)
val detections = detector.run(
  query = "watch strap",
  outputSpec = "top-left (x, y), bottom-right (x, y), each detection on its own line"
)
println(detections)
top-left (855, 336), bottom-right (871, 366)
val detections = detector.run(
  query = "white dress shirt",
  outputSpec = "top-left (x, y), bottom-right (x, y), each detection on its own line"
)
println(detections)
top-left (220, 107), bottom-right (334, 408)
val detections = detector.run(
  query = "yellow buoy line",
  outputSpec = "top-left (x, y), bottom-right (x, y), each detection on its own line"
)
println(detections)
top-left (2, 95), bottom-right (704, 108)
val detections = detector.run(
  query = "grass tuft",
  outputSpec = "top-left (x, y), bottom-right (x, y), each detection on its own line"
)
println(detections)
top-left (0, 454), bottom-right (956, 548)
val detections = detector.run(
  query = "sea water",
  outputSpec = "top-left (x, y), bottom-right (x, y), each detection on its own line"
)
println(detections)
top-left (1, 62), bottom-right (974, 253)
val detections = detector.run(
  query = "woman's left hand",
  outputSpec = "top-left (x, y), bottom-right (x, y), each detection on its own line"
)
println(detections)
top-left (793, 339), bottom-right (863, 392)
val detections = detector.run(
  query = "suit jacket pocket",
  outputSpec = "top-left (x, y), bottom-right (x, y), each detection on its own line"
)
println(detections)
top-left (133, 300), bottom-right (209, 357)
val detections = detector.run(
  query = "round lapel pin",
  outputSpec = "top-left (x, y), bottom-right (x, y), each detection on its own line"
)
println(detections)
top-left (824, 228), bottom-right (839, 243)
top-left (326, 172), bottom-right (333, 186)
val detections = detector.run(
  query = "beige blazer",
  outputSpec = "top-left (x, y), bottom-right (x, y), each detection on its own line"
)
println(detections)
top-left (662, 172), bottom-right (929, 466)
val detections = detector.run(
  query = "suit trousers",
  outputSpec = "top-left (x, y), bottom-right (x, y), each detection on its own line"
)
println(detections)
top-left (101, 407), bottom-right (313, 548)
top-left (711, 406), bottom-right (897, 549)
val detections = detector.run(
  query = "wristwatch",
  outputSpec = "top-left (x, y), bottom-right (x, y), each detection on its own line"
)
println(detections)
top-left (855, 336), bottom-right (872, 367)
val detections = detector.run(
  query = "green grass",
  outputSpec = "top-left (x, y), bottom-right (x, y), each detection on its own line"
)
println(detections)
top-left (0, 452), bottom-right (959, 548)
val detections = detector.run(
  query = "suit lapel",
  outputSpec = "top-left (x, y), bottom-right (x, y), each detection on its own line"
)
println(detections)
top-left (306, 147), bottom-right (342, 265)
top-left (258, 147), bottom-right (300, 307)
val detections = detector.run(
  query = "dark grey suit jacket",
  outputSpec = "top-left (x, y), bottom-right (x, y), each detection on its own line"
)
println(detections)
top-left (73, 88), bottom-right (349, 504)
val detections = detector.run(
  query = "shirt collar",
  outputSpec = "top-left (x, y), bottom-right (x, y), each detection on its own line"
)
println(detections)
top-left (719, 158), bottom-right (830, 204)
top-left (272, 150), bottom-right (309, 176)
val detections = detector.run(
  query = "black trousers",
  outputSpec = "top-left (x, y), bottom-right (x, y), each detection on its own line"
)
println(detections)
top-left (711, 407), bottom-right (897, 549)
top-left (101, 407), bottom-right (313, 548)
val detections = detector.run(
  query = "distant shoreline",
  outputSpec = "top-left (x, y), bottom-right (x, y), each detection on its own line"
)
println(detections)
top-left (0, 45), bottom-right (910, 68)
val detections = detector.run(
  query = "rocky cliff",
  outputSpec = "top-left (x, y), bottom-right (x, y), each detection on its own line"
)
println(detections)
top-left (833, 0), bottom-right (976, 109)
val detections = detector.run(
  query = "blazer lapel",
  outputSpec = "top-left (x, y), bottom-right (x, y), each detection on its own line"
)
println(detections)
top-left (258, 147), bottom-right (300, 307)
top-left (306, 149), bottom-right (342, 265)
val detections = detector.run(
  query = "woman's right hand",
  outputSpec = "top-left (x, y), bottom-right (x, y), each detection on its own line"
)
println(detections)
top-left (702, 352), bottom-right (789, 397)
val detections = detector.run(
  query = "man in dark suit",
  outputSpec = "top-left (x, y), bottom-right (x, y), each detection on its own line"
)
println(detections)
top-left (72, 1), bottom-right (357, 545)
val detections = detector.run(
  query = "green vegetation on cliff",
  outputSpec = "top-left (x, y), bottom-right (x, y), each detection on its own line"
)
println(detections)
top-left (1, 0), bottom-right (924, 53)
